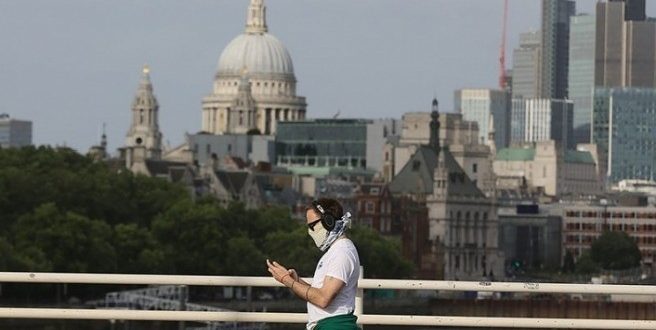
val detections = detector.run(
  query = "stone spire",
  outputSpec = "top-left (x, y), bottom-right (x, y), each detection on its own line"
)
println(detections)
top-left (429, 98), bottom-right (441, 153)
top-left (245, 0), bottom-right (267, 34)
top-left (125, 65), bottom-right (162, 159)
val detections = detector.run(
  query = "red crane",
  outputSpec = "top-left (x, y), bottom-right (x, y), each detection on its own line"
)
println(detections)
top-left (499, 0), bottom-right (508, 89)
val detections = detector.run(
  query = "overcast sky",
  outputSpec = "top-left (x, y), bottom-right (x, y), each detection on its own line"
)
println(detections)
top-left (0, 0), bottom-right (654, 152)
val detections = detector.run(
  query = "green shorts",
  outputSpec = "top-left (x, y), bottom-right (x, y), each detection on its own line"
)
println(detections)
top-left (315, 313), bottom-right (359, 330)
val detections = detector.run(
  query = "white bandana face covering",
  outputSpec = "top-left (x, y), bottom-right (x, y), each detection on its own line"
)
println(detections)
top-left (308, 224), bottom-right (329, 248)
top-left (308, 212), bottom-right (352, 251)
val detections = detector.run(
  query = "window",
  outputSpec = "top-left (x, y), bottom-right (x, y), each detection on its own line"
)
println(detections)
top-left (366, 202), bottom-right (375, 214)
top-left (472, 163), bottom-right (478, 173)
top-left (412, 160), bottom-right (421, 171)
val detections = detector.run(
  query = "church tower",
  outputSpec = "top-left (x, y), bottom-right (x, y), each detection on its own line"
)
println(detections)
top-left (125, 65), bottom-right (162, 159)
top-left (229, 70), bottom-right (258, 133)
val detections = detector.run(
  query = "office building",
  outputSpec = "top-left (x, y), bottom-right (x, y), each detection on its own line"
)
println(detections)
top-left (275, 119), bottom-right (388, 175)
top-left (498, 205), bottom-right (562, 271)
top-left (592, 88), bottom-right (656, 183)
top-left (540, 0), bottom-right (575, 99)
top-left (0, 114), bottom-right (32, 148)
top-left (595, 0), bottom-right (656, 88)
top-left (560, 201), bottom-right (656, 266)
top-left (511, 31), bottom-right (541, 99)
top-left (568, 14), bottom-right (596, 144)
top-left (455, 88), bottom-right (511, 148)
top-left (510, 98), bottom-right (574, 149)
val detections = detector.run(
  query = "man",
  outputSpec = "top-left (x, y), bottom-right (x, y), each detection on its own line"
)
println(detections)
top-left (266, 198), bottom-right (361, 330)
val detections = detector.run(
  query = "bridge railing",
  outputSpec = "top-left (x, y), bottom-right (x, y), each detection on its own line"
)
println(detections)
top-left (1, 271), bottom-right (656, 329)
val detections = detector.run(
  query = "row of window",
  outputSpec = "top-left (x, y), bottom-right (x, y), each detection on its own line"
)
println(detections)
top-left (565, 210), bottom-right (656, 219)
top-left (566, 234), bottom-right (656, 245)
top-left (565, 223), bottom-right (656, 232)
top-left (449, 210), bottom-right (489, 221)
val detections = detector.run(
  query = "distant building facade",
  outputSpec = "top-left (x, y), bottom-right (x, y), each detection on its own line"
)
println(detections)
top-left (511, 98), bottom-right (574, 149)
top-left (0, 114), bottom-right (32, 148)
top-left (592, 88), bottom-right (656, 183)
top-left (164, 133), bottom-right (275, 166)
top-left (389, 103), bottom-right (504, 280)
top-left (354, 183), bottom-right (394, 235)
top-left (540, 0), bottom-right (575, 99)
top-left (595, 0), bottom-right (656, 88)
top-left (568, 14), bottom-right (596, 144)
top-left (274, 119), bottom-right (389, 175)
top-left (511, 31), bottom-right (541, 100)
top-left (560, 201), bottom-right (656, 266)
top-left (494, 141), bottom-right (603, 197)
top-left (498, 204), bottom-right (562, 271)
top-left (455, 88), bottom-right (511, 148)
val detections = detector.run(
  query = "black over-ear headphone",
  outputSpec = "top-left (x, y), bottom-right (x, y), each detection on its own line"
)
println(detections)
top-left (312, 200), bottom-right (336, 231)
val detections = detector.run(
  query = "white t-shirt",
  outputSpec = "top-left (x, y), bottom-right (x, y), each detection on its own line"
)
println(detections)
top-left (307, 237), bottom-right (360, 324)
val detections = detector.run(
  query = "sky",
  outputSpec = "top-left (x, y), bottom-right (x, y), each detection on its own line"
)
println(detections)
top-left (0, 0), bottom-right (654, 152)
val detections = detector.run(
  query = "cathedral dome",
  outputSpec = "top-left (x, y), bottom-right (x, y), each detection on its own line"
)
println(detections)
top-left (215, 0), bottom-right (294, 79)
top-left (217, 33), bottom-right (294, 77)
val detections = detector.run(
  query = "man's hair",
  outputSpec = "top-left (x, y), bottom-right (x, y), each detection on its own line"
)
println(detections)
top-left (313, 198), bottom-right (343, 219)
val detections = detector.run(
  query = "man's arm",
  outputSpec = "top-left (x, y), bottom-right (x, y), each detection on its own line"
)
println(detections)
top-left (282, 275), bottom-right (344, 309)
top-left (267, 259), bottom-right (345, 308)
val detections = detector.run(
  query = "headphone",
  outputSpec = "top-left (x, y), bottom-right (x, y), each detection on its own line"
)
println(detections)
top-left (312, 200), bottom-right (336, 231)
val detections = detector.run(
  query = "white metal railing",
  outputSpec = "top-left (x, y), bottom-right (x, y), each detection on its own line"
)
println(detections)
top-left (1, 271), bottom-right (656, 329)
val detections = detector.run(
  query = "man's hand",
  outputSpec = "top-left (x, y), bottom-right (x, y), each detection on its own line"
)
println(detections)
top-left (266, 259), bottom-right (293, 285)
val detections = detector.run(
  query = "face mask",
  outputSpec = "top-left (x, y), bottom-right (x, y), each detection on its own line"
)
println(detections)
top-left (308, 224), bottom-right (329, 249)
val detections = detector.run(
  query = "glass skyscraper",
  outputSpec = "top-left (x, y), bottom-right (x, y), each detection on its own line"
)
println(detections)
top-left (592, 88), bottom-right (656, 183)
top-left (540, 0), bottom-right (575, 99)
top-left (511, 31), bottom-right (541, 100)
top-left (454, 89), bottom-right (510, 148)
top-left (568, 14), bottom-right (596, 144)
top-left (510, 98), bottom-right (574, 149)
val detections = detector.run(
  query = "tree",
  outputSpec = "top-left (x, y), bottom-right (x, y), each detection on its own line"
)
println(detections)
top-left (224, 236), bottom-right (266, 276)
top-left (12, 203), bottom-right (116, 273)
top-left (575, 251), bottom-right (599, 274)
top-left (113, 223), bottom-right (166, 274)
top-left (263, 227), bottom-right (321, 276)
top-left (348, 225), bottom-right (414, 279)
top-left (151, 200), bottom-right (226, 274)
top-left (591, 231), bottom-right (641, 270)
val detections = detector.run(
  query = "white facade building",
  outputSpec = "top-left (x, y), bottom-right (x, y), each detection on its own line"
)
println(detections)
top-left (201, 0), bottom-right (307, 135)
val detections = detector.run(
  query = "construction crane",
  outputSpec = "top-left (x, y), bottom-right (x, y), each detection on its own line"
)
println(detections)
top-left (499, 0), bottom-right (508, 89)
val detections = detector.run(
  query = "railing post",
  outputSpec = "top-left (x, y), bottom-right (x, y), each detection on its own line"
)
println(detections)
top-left (355, 266), bottom-right (363, 327)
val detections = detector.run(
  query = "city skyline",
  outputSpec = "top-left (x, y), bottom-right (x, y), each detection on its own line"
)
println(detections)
top-left (0, 0), bottom-right (654, 152)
